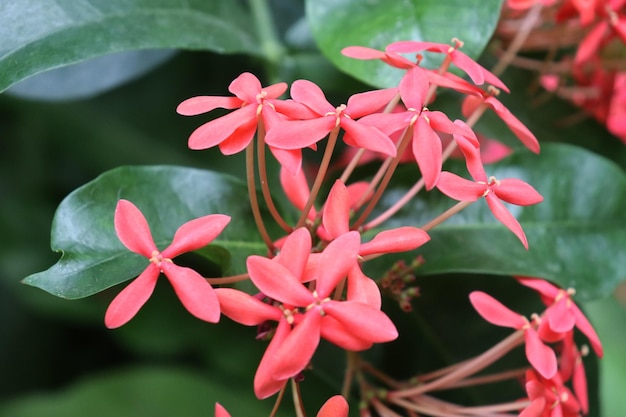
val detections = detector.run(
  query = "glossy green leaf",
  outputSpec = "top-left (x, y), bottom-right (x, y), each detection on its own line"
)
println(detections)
top-left (23, 166), bottom-right (268, 299)
top-left (368, 143), bottom-right (626, 301)
top-left (0, 0), bottom-right (258, 93)
top-left (306, 0), bottom-right (504, 88)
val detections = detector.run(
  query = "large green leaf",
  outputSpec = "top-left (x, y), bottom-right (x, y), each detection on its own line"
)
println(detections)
top-left (23, 166), bottom-right (268, 299)
top-left (306, 0), bottom-right (504, 88)
top-left (0, 0), bottom-right (259, 93)
top-left (367, 143), bottom-right (626, 301)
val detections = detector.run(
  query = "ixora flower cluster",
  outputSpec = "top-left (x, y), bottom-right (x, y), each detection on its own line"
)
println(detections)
top-left (104, 40), bottom-right (602, 417)
top-left (497, 0), bottom-right (626, 144)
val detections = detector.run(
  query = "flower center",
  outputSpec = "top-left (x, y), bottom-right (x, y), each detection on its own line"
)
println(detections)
top-left (149, 250), bottom-right (172, 269)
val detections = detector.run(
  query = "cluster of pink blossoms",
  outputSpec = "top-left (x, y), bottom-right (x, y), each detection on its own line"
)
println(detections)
top-left (498, 0), bottom-right (626, 144)
top-left (103, 39), bottom-right (602, 416)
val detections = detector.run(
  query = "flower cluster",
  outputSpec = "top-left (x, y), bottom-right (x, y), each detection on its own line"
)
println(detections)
top-left (498, 0), bottom-right (626, 144)
top-left (99, 39), bottom-right (601, 417)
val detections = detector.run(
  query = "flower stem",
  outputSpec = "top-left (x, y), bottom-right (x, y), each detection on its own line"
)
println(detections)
top-left (269, 384), bottom-right (288, 417)
top-left (246, 141), bottom-right (276, 253)
top-left (291, 379), bottom-right (307, 417)
top-left (295, 126), bottom-right (340, 229)
top-left (256, 119), bottom-right (293, 232)
top-left (420, 200), bottom-right (474, 232)
top-left (205, 273), bottom-right (250, 285)
top-left (388, 329), bottom-right (525, 398)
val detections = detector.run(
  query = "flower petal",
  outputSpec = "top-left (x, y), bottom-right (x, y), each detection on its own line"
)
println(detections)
top-left (469, 291), bottom-right (527, 329)
top-left (346, 265), bottom-right (381, 309)
top-left (176, 96), bottom-right (242, 116)
top-left (486, 97), bottom-right (540, 153)
top-left (320, 315), bottom-right (374, 351)
top-left (114, 199), bottom-right (158, 257)
top-left (485, 193), bottom-right (529, 249)
top-left (323, 301), bottom-right (398, 343)
top-left (359, 227), bottom-right (430, 256)
top-left (525, 327), bottom-right (558, 379)
top-left (246, 255), bottom-right (314, 307)
top-left (341, 117), bottom-right (397, 157)
top-left (104, 264), bottom-right (159, 329)
top-left (322, 180), bottom-right (351, 239)
top-left (436, 172), bottom-right (486, 201)
top-left (161, 263), bottom-right (220, 323)
top-left (494, 179), bottom-right (543, 206)
top-left (545, 297), bottom-right (576, 333)
top-left (162, 214), bottom-right (230, 258)
top-left (341, 46), bottom-right (387, 60)
top-left (215, 288), bottom-right (282, 325)
top-left (317, 395), bottom-right (349, 417)
top-left (572, 303), bottom-right (604, 357)
top-left (311, 232), bottom-right (360, 298)
top-left (346, 88), bottom-right (399, 119)
top-left (280, 167), bottom-right (316, 219)
top-left (290, 79), bottom-right (333, 115)
top-left (215, 403), bottom-right (231, 417)
top-left (275, 227), bottom-right (312, 279)
top-left (254, 320), bottom-right (291, 399)
top-left (228, 72), bottom-right (262, 102)
top-left (271, 311), bottom-right (322, 380)
top-left (187, 106), bottom-right (255, 151)
top-left (399, 67), bottom-right (429, 110)
top-left (265, 117), bottom-right (335, 150)
top-left (412, 117), bottom-right (442, 190)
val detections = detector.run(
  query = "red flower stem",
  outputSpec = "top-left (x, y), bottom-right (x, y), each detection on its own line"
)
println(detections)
top-left (291, 379), bottom-right (307, 417)
top-left (371, 398), bottom-right (405, 417)
top-left (388, 329), bottom-right (525, 398)
top-left (256, 119), bottom-right (293, 232)
top-left (352, 125), bottom-right (414, 229)
top-left (341, 351), bottom-right (360, 398)
top-left (205, 273), bottom-right (250, 285)
top-left (491, 2), bottom-right (544, 77)
top-left (269, 383), bottom-right (288, 417)
top-left (451, 399), bottom-right (530, 415)
top-left (295, 126), bottom-right (340, 229)
top-left (416, 358), bottom-right (473, 383)
top-left (362, 177), bottom-right (425, 231)
top-left (338, 92), bottom-right (403, 185)
top-left (386, 397), bottom-right (460, 417)
top-left (420, 200), bottom-right (474, 232)
top-left (245, 141), bottom-right (276, 253)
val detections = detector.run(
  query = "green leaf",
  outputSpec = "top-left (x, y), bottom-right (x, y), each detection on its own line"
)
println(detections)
top-left (369, 143), bottom-right (626, 301)
top-left (0, 366), bottom-right (285, 417)
top-left (306, 0), bottom-right (504, 88)
top-left (0, 0), bottom-right (259, 93)
top-left (23, 166), bottom-right (268, 299)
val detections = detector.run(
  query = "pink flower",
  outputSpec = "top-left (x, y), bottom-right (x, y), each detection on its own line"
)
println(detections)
top-left (521, 370), bottom-right (582, 417)
top-left (436, 140), bottom-right (543, 249)
top-left (104, 199), bottom-right (230, 329)
top-left (265, 79), bottom-right (398, 157)
top-left (515, 277), bottom-right (603, 357)
top-left (214, 395), bottom-right (349, 417)
top-left (469, 291), bottom-right (558, 379)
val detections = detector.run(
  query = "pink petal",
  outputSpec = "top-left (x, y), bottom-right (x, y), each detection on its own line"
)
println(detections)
top-left (265, 117), bottom-right (335, 150)
top-left (311, 232), bottom-right (361, 298)
top-left (215, 403), bottom-right (231, 417)
top-left (519, 397), bottom-right (546, 417)
top-left (346, 88), bottom-right (399, 119)
top-left (271, 146), bottom-right (304, 176)
top-left (104, 264), bottom-right (159, 329)
top-left (357, 112), bottom-right (411, 136)
top-left (263, 82), bottom-right (289, 99)
top-left (436, 172), bottom-right (486, 201)
top-left (272, 311), bottom-right (322, 379)
top-left (317, 395), bottom-right (349, 417)
top-left (359, 227), bottom-right (430, 256)
top-left (387, 40), bottom-right (446, 54)
top-left (218, 114), bottom-right (259, 155)
top-left (450, 49), bottom-right (510, 92)
top-left (279, 167), bottom-right (316, 219)
top-left (246, 255), bottom-right (314, 307)
top-left (545, 298), bottom-right (576, 333)
top-left (516, 277), bottom-right (560, 299)
top-left (320, 315), bottom-right (374, 351)
top-left (573, 352), bottom-right (589, 414)
top-left (162, 214), bottom-right (230, 258)
top-left (162, 263), bottom-right (220, 323)
top-left (341, 46), bottom-right (387, 60)
top-left (346, 181), bottom-right (373, 210)
top-left (341, 117), bottom-right (397, 157)
top-left (494, 179), bottom-right (543, 206)
top-left (275, 227), bottom-right (312, 279)
top-left (525, 327), bottom-right (558, 379)
top-left (453, 133), bottom-right (487, 182)
top-left (346, 265), bottom-right (381, 309)
top-left (323, 301), bottom-right (398, 343)
top-left (399, 67), bottom-right (429, 110)
top-left (486, 97), bottom-right (540, 153)
top-left (114, 199), bottom-right (158, 257)
top-left (412, 116), bottom-right (443, 190)
top-left (485, 193), bottom-right (529, 249)
top-left (469, 291), bottom-right (527, 329)
top-left (254, 320), bottom-right (291, 399)
top-left (574, 21), bottom-right (608, 65)
top-left (228, 72), bottom-right (262, 103)
top-left (572, 304), bottom-right (604, 357)
top-left (215, 288), bottom-right (282, 325)
top-left (176, 96), bottom-right (242, 116)
top-left (322, 180), bottom-right (351, 239)
top-left (290, 79), bottom-right (334, 115)
top-left (187, 106), bottom-right (255, 151)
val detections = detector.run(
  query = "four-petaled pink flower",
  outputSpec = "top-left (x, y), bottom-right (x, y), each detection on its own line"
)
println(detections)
top-left (436, 138), bottom-right (543, 249)
top-left (105, 199), bottom-right (230, 329)
top-left (469, 291), bottom-right (558, 379)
